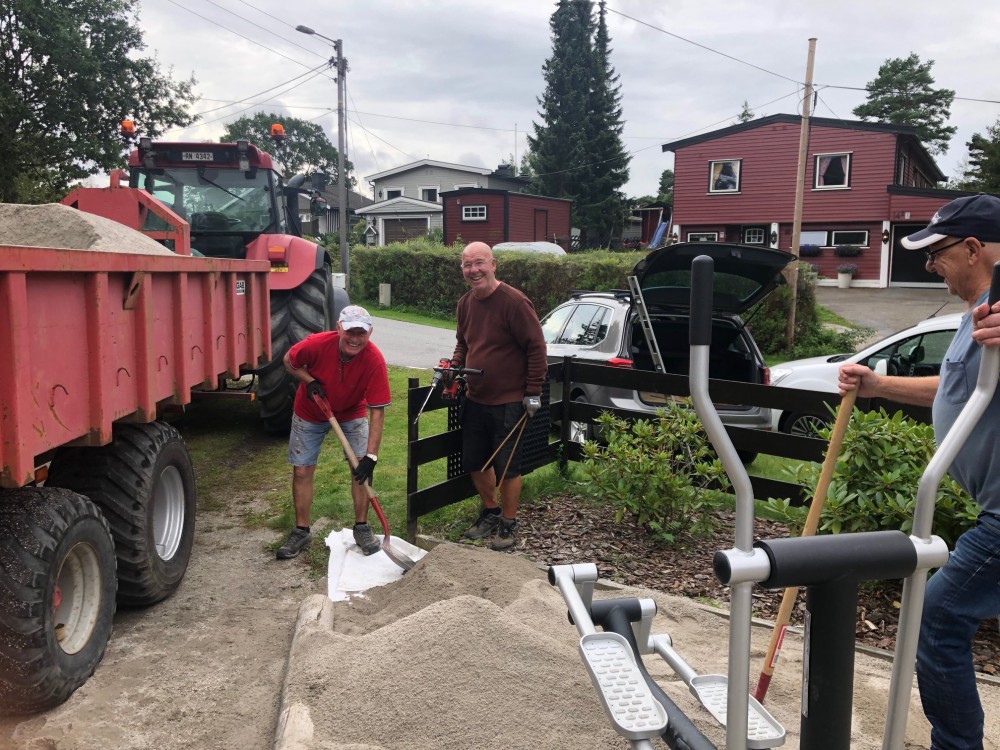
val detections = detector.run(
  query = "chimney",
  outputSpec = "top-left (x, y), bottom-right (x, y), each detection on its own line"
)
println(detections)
top-left (495, 164), bottom-right (513, 178)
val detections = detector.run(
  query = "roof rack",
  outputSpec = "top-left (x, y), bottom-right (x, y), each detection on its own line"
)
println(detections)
top-left (569, 289), bottom-right (632, 300)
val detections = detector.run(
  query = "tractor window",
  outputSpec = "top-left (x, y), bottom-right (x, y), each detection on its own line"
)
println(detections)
top-left (132, 167), bottom-right (277, 233)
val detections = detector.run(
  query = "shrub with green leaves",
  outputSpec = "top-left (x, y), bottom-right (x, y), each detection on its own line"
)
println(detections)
top-left (579, 404), bottom-right (731, 543)
top-left (759, 408), bottom-right (978, 546)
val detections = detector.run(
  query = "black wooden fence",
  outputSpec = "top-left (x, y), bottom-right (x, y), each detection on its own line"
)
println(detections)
top-left (404, 357), bottom-right (930, 542)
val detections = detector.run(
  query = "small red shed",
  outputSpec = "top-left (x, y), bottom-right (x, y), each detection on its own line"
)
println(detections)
top-left (441, 188), bottom-right (572, 251)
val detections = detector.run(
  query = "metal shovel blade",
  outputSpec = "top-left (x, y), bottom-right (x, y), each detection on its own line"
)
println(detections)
top-left (312, 394), bottom-right (418, 572)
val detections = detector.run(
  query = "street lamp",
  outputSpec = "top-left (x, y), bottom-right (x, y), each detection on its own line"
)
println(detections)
top-left (296, 24), bottom-right (350, 286)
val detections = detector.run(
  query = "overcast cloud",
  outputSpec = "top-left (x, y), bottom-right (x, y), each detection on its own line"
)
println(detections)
top-left (138, 0), bottom-right (1000, 199)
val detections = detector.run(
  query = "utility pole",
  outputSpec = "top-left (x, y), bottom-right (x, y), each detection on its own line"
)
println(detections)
top-left (784, 37), bottom-right (817, 352)
top-left (335, 40), bottom-right (349, 284)
top-left (296, 25), bottom-right (350, 284)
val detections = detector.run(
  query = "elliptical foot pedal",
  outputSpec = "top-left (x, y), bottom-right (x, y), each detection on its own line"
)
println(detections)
top-left (689, 675), bottom-right (785, 748)
top-left (578, 632), bottom-right (668, 740)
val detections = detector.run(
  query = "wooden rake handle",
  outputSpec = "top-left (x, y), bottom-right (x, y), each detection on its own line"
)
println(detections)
top-left (753, 388), bottom-right (858, 703)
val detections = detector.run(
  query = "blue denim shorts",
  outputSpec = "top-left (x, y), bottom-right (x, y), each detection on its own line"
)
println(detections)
top-left (288, 414), bottom-right (368, 467)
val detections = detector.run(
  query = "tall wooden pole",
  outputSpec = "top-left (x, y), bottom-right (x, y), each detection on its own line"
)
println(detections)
top-left (336, 39), bottom-right (349, 286)
top-left (784, 38), bottom-right (817, 352)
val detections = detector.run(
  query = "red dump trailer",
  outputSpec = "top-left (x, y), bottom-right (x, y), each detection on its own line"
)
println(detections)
top-left (0, 219), bottom-right (270, 713)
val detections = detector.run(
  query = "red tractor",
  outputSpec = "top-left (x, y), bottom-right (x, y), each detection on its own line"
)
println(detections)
top-left (63, 125), bottom-right (348, 432)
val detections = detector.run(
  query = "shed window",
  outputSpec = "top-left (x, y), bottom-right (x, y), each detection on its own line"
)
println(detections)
top-left (800, 230), bottom-right (827, 247)
top-left (831, 230), bottom-right (868, 247)
top-left (709, 160), bottom-right (741, 193)
top-left (743, 228), bottom-right (765, 244)
top-left (814, 153), bottom-right (851, 189)
top-left (462, 205), bottom-right (487, 221)
top-left (687, 232), bottom-right (718, 242)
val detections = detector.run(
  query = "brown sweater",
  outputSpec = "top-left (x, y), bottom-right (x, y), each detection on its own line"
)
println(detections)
top-left (452, 282), bottom-right (548, 405)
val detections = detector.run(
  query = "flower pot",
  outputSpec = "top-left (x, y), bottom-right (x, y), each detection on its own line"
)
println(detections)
top-left (837, 272), bottom-right (853, 289)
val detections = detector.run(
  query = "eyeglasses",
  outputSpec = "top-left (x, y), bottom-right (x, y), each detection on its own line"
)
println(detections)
top-left (460, 259), bottom-right (490, 271)
top-left (924, 237), bottom-right (966, 263)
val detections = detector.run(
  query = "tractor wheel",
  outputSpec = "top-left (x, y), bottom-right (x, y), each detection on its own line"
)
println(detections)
top-left (257, 265), bottom-right (333, 434)
top-left (0, 487), bottom-right (117, 714)
top-left (46, 422), bottom-right (196, 607)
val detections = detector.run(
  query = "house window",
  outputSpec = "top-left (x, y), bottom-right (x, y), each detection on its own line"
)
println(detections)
top-left (462, 205), bottom-right (487, 221)
top-left (831, 230), bottom-right (868, 247)
top-left (687, 232), bottom-right (718, 242)
top-left (454, 183), bottom-right (478, 190)
top-left (383, 187), bottom-right (403, 199)
top-left (420, 186), bottom-right (439, 203)
top-left (743, 228), bottom-right (765, 244)
top-left (799, 230), bottom-right (827, 247)
top-left (897, 153), bottom-right (910, 185)
top-left (814, 153), bottom-right (851, 189)
top-left (709, 160), bottom-right (741, 193)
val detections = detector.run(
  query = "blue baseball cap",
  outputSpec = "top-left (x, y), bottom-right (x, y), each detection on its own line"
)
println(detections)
top-left (901, 193), bottom-right (1000, 250)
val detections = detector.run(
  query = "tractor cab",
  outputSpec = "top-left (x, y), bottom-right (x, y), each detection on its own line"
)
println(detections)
top-left (126, 138), bottom-right (291, 259)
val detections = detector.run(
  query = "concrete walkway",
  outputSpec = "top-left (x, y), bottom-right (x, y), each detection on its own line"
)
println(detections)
top-left (815, 285), bottom-right (967, 339)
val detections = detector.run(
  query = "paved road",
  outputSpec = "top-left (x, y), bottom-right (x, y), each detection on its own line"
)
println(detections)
top-left (370, 287), bottom-right (968, 368)
top-left (815, 285), bottom-right (966, 340)
top-left (370, 315), bottom-right (456, 369)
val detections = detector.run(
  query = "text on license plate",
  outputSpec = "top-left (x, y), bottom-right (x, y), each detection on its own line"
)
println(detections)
top-left (182, 151), bottom-right (214, 161)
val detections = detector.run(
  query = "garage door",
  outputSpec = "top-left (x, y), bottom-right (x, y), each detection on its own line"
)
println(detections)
top-left (383, 217), bottom-right (428, 243)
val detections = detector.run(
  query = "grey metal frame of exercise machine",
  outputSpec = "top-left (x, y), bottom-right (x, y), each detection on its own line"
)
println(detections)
top-left (549, 255), bottom-right (1000, 750)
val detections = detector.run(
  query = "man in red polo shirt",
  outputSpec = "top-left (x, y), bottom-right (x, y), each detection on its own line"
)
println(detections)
top-left (276, 305), bottom-right (391, 560)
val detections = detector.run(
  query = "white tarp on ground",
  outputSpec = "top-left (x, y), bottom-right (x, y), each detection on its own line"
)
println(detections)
top-left (325, 528), bottom-right (427, 601)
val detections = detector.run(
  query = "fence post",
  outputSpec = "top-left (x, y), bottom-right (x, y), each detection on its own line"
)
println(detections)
top-left (406, 376), bottom-right (419, 542)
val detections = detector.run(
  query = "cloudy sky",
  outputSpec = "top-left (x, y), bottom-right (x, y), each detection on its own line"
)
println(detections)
top-left (137, 0), bottom-right (1000, 199)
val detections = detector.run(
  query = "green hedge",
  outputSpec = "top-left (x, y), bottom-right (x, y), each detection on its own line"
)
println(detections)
top-left (344, 241), bottom-right (845, 355)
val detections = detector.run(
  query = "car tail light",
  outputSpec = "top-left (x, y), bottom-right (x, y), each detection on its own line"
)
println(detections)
top-left (763, 366), bottom-right (771, 385)
top-left (607, 357), bottom-right (633, 368)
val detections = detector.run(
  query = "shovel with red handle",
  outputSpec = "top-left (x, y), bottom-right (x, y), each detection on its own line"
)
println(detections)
top-left (311, 393), bottom-right (416, 572)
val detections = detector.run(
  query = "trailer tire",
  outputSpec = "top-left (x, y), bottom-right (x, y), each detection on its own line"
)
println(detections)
top-left (46, 422), bottom-right (196, 607)
top-left (0, 487), bottom-right (117, 714)
top-left (257, 264), bottom-right (334, 434)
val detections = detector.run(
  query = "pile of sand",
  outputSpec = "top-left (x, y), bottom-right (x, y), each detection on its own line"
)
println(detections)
top-left (278, 543), bottom-right (1000, 749)
top-left (0, 203), bottom-right (174, 255)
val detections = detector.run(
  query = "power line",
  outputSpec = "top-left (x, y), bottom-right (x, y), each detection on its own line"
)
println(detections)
top-left (191, 63), bottom-right (330, 117)
top-left (606, 7), bottom-right (800, 85)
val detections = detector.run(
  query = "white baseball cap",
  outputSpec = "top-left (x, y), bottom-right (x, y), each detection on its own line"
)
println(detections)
top-left (338, 305), bottom-right (373, 332)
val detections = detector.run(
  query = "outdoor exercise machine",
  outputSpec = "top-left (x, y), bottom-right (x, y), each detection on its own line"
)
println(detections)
top-left (550, 255), bottom-right (1000, 749)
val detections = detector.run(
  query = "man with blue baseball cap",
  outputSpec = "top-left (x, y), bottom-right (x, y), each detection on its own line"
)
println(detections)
top-left (840, 192), bottom-right (1000, 749)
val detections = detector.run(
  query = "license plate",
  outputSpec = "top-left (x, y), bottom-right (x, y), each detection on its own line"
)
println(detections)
top-left (181, 151), bottom-right (214, 161)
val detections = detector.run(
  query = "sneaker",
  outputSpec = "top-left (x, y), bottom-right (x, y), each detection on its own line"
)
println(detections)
top-left (353, 523), bottom-right (382, 556)
top-left (462, 508), bottom-right (501, 539)
top-left (276, 527), bottom-right (312, 560)
top-left (489, 518), bottom-right (519, 551)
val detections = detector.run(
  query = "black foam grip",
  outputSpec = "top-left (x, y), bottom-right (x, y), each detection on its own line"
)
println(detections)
top-left (990, 260), bottom-right (1000, 307)
top-left (689, 256), bottom-right (714, 346)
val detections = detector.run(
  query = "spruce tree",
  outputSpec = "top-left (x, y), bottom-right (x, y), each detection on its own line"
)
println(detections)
top-left (528, 0), bottom-right (629, 248)
top-left (961, 119), bottom-right (1000, 192)
top-left (581, 0), bottom-right (630, 247)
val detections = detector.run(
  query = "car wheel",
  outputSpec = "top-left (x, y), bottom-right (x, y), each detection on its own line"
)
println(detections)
top-left (568, 396), bottom-right (593, 444)
top-left (785, 412), bottom-right (829, 438)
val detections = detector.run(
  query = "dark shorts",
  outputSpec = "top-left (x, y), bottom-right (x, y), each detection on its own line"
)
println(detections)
top-left (461, 400), bottom-right (525, 480)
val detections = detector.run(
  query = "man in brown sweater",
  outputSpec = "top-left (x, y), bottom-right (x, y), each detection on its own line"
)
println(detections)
top-left (451, 241), bottom-right (548, 550)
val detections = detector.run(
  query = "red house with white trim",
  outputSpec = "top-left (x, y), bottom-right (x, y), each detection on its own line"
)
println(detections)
top-left (662, 114), bottom-right (974, 287)
top-left (441, 188), bottom-right (572, 251)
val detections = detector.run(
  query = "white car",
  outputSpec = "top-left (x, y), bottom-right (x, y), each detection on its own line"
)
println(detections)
top-left (770, 313), bottom-right (962, 435)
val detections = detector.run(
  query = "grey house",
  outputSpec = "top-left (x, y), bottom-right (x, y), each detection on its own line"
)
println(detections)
top-left (358, 159), bottom-right (529, 245)
top-left (297, 188), bottom-right (374, 237)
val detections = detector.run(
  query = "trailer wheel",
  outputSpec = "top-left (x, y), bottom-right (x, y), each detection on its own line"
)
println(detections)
top-left (258, 264), bottom-right (333, 433)
top-left (0, 487), bottom-right (117, 714)
top-left (46, 422), bottom-right (196, 607)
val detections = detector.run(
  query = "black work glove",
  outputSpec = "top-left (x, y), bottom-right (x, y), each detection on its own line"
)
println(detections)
top-left (353, 454), bottom-right (377, 485)
top-left (522, 394), bottom-right (541, 418)
top-left (306, 380), bottom-right (326, 403)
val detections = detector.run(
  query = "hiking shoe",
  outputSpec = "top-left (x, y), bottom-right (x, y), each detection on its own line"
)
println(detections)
top-left (276, 527), bottom-right (312, 560)
top-left (462, 508), bottom-right (502, 539)
top-left (489, 518), bottom-right (519, 551)
top-left (353, 523), bottom-right (382, 556)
